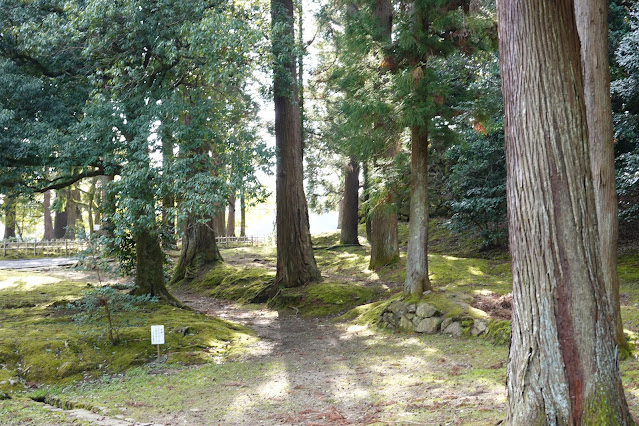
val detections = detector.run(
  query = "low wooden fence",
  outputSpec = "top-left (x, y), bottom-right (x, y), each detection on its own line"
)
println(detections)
top-left (215, 235), bottom-right (273, 247)
top-left (0, 240), bottom-right (88, 257)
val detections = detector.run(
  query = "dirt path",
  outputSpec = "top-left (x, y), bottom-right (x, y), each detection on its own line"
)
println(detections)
top-left (0, 257), bottom-right (78, 270)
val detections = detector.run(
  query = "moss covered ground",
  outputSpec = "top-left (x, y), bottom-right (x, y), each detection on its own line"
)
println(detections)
top-left (0, 269), bottom-right (256, 398)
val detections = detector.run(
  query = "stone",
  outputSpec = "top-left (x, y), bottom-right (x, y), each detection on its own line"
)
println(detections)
top-left (471, 320), bottom-right (487, 336)
top-left (443, 321), bottom-right (462, 337)
top-left (440, 317), bottom-right (453, 331)
top-left (399, 316), bottom-right (416, 332)
top-left (405, 313), bottom-right (415, 320)
top-left (387, 301), bottom-right (404, 315)
top-left (174, 326), bottom-right (191, 336)
top-left (407, 304), bottom-right (417, 313)
top-left (415, 303), bottom-right (438, 318)
top-left (415, 317), bottom-right (442, 334)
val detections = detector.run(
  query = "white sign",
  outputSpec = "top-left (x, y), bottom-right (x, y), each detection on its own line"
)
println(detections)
top-left (151, 325), bottom-right (165, 345)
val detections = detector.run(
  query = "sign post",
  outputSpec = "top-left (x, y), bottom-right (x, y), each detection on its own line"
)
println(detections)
top-left (150, 325), bottom-right (165, 362)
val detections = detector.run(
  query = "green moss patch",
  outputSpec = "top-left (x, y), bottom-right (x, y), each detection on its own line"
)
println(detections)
top-left (183, 263), bottom-right (275, 303)
top-left (0, 270), bottom-right (256, 395)
top-left (271, 281), bottom-right (384, 317)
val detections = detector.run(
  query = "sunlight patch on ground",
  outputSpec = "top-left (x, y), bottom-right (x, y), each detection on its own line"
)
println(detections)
top-left (468, 266), bottom-right (484, 276)
top-left (473, 289), bottom-right (494, 295)
top-left (0, 274), bottom-right (60, 290)
top-left (442, 255), bottom-right (462, 261)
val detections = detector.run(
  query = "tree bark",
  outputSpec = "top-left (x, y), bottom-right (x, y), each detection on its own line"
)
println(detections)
top-left (64, 188), bottom-right (81, 240)
top-left (404, 125), bottom-right (431, 297)
top-left (214, 210), bottom-right (225, 237)
top-left (240, 190), bottom-right (246, 237)
top-left (340, 157), bottom-right (360, 245)
top-left (227, 193), bottom-right (236, 237)
top-left (172, 216), bottom-right (223, 285)
top-left (3, 195), bottom-right (16, 239)
top-left (161, 132), bottom-right (176, 249)
top-left (272, 0), bottom-right (321, 288)
top-left (498, 0), bottom-right (633, 422)
top-left (54, 210), bottom-right (67, 239)
top-left (369, 204), bottom-right (399, 269)
top-left (362, 161), bottom-right (372, 242)
top-left (574, 0), bottom-right (627, 353)
top-left (43, 191), bottom-right (54, 241)
top-left (134, 231), bottom-right (179, 305)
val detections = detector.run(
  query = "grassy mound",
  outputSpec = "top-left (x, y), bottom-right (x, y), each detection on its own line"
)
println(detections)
top-left (0, 270), bottom-right (256, 396)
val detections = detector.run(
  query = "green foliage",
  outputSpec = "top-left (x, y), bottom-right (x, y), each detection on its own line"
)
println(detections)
top-left (445, 120), bottom-right (506, 249)
top-left (64, 287), bottom-right (158, 345)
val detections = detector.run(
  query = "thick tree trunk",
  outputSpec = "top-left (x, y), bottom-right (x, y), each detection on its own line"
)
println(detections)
top-left (272, 0), bottom-right (321, 288)
top-left (340, 157), bottom-right (360, 245)
top-left (214, 210), bottom-right (225, 237)
top-left (369, 204), bottom-right (399, 269)
top-left (404, 125), bottom-right (431, 297)
top-left (498, 0), bottom-right (632, 423)
top-left (575, 0), bottom-right (627, 353)
top-left (172, 216), bottom-right (223, 285)
top-left (227, 193), bottom-right (236, 237)
top-left (134, 231), bottom-right (179, 305)
top-left (54, 211), bottom-right (67, 239)
top-left (64, 188), bottom-right (81, 240)
top-left (240, 190), bottom-right (246, 237)
top-left (362, 161), bottom-right (372, 242)
top-left (43, 191), bottom-right (54, 241)
top-left (3, 195), bottom-right (16, 239)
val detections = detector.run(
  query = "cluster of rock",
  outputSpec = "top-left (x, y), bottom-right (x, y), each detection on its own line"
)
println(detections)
top-left (377, 300), bottom-right (487, 337)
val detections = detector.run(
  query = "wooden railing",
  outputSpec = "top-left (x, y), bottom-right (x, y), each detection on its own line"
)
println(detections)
top-left (0, 240), bottom-right (88, 257)
top-left (215, 235), bottom-right (273, 247)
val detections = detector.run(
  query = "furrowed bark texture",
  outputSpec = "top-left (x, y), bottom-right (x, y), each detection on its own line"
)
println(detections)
top-left (340, 157), bottom-right (360, 245)
top-left (574, 0), bottom-right (626, 352)
top-left (240, 190), bottom-right (246, 237)
top-left (369, 206), bottom-right (399, 269)
top-left (172, 217), bottom-right (222, 285)
top-left (272, 0), bottom-right (321, 288)
top-left (3, 195), bottom-right (16, 239)
top-left (404, 125), bottom-right (431, 296)
top-left (498, 0), bottom-right (633, 423)
top-left (214, 210), bottom-right (225, 237)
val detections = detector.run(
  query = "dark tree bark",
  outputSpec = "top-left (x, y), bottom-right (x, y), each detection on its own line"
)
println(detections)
top-left (575, 0), bottom-right (627, 353)
top-left (240, 190), bottom-right (246, 237)
top-left (272, 0), bottom-right (321, 288)
top-left (369, 205), bottom-right (399, 269)
top-left (404, 125), bottom-right (431, 296)
top-left (134, 231), bottom-right (179, 305)
top-left (340, 157), bottom-right (360, 245)
top-left (54, 210), bottom-right (67, 239)
top-left (43, 191), bottom-right (54, 240)
top-left (3, 195), bottom-right (16, 239)
top-left (362, 161), bottom-right (372, 242)
top-left (172, 216), bottom-right (223, 285)
top-left (226, 193), bottom-right (236, 237)
top-left (498, 0), bottom-right (632, 422)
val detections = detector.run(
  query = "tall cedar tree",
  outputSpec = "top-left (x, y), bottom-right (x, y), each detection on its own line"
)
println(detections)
top-left (498, 0), bottom-right (633, 422)
top-left (271, 0), bottom-right (321, 288)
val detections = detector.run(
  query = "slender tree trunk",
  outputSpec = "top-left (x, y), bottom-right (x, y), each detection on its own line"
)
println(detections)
top-left (272, 0), bottom-right (321, 288)
top-left (100, 175), bottom-right (115, 248)
top-left (575, 0), bottom-right (627, 353)
top-left (3, 195), bottom-right (16, 239)
top-left (240, 190), bottom-right (246, 237)
top-left (227, 193), bottom-right (236, 237)
top-left (87, 178), bottom-right (96, 239)
top-left (498, 0), bottom-right (632, 422)
top-left (43, 191), bottom-right (54, 241)
top-left (404, 125), bottom-right (431, 297)
top-left (172, 216), bottom-right (223, 285)
top-left (340, 157), bottom-right (360, 245)
top-left (134, 231), bottom-right (179, 305)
